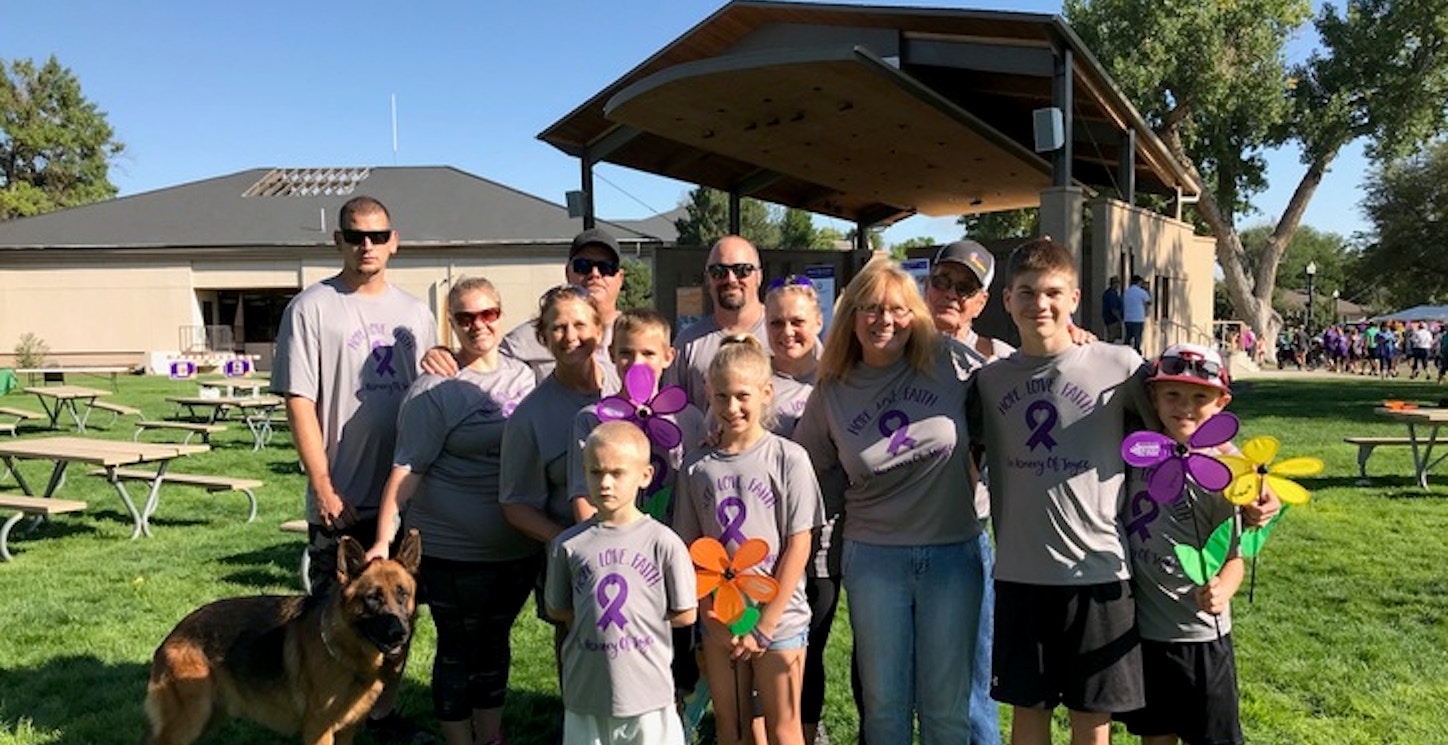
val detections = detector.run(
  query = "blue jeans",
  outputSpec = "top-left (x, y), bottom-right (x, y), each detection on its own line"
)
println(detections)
top-left (970, 530), bottom-right (1001, 745)
top-left (844, 539), bottom-right (984, 745)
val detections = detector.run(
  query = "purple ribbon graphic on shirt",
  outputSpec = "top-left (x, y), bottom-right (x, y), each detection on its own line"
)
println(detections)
top-left (878, 409), bottom-right (917, 455)
top-left (1024, 401), bottom-right (1058, 451)
top-left (595, 574), bottom-right (629, 631)
top-left (370, 342), bottom-right (397, 377)
top-left (717, 497), bottom-right (748, 547)
top-left (1124, 489), bottom-right (1159, 542)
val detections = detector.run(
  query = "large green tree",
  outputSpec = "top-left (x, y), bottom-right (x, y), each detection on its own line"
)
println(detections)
top-left (1067, 0), bottom-right (1448, 342)
top-left (672, 186), bottom-right (780, 248)
top-left (1, 56), bottom-right (123, 220)
top-left (957, 208), bottom-right (1038, 241)
top-left (1357, 141), bottom-right (1448, 307)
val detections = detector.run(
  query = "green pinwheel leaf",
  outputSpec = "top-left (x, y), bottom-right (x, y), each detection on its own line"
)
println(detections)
top-left (642, 485), bottom-right (672, 521)
top-left (1241, 504), bottom-right (1290, 559)
top-left (1175, 518), bottom-right (1236, 585)
top-left (728, 605), bottom-right (761, 636)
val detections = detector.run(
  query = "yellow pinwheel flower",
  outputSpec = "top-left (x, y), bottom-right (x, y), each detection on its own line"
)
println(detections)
top-left (1219, 435), bottom-right (1324, 506)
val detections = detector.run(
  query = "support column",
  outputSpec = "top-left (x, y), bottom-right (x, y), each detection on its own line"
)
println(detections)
top-left (728, 192), bottom-right (742, 236)
top-left (579, 156), bottom-right (596, 229)
top-left (1040, 184), bottom-right (1088, 317)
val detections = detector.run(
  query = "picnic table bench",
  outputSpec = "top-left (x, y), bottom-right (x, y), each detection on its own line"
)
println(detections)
top-left (133, 421), bottom-right (227, 445)
top-left (280, 519), bottom-right (312, 593)
top-left (91, 468), bottom-right (260, 523)
top-left (1345, 434), bottom-right (1448, 482)
top-left (0, 406), bottom-right (44, 437)
top-left (0, 495), bottom-right (88, 561)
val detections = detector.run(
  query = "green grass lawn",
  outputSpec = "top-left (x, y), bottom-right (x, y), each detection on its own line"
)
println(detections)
top-left (2, 373), bottom-right (1447, 743)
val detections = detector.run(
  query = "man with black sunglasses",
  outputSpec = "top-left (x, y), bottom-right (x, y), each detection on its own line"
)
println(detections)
top-left (271, 195), bottom-right (438, 743)
top-left (667, 234), bottom-right (768, 409)
top-left (498, 228), bottom-right (624, 381)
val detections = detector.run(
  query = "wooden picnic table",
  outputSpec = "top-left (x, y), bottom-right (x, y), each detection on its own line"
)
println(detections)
top-left (23, 385), bottom-right (110, 432)
top-left (196, 376), bottom-right (270, 398)
top-left (1371, 406), bottom-right (1448, 488)
top-left (0, 436), bottom-right (208, 539)
top-left (166, 395), bottom-right (286, 449)
top-left (16, 365), bottom-right (135, 391)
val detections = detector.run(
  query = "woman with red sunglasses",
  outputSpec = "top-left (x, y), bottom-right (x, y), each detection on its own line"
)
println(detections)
top-left (368, 276), bottom-right (539, 745)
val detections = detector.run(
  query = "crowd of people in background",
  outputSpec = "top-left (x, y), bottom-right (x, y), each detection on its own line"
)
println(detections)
top-left (1228, 319), bottom-right (1448, 381)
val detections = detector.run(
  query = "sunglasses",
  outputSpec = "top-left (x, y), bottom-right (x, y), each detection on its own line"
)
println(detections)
top-left (929, 273), bottom-right (982, 297)
top-left (570, 257), bottom-right (620, 277)
top-left (1156, 355), bottom-right (1225, 382)
top-left (340, 228), bottom-right (393, 246)
top-left (767, 274), bottom-right (814, 292)
top-left (451, 307), bottom-right (501, 326)
top-left (707, 263), bottom-right (757, 281)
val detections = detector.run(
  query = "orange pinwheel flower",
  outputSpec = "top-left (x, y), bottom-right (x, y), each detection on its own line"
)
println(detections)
top-left (690, 536), bottom-right (779, 626)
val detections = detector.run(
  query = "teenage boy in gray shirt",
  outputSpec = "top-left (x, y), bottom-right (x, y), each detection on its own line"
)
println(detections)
top-left (967, 238), bottom-right (1154, 745)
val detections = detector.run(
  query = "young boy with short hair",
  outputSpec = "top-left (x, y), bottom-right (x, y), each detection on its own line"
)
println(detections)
top-left (1118, 343), bottom-right (1246, 745)
top-left (546, 421), bottom-right (698, 745)
top-left (968, 238), bottom-right (1155, 745)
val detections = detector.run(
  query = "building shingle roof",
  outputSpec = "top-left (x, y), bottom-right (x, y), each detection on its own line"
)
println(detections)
top-left (0, 166), bottom-right (659, 250)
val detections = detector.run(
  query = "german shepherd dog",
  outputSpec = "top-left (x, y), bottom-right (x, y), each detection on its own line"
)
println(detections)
top-left (143, 530), bottom-right (422, 745)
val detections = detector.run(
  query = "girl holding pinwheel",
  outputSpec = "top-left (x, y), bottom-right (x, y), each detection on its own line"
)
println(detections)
top-left (1118, 343), bottom-right (1303, 745)
top-left (674, 336), bottom-right (824, 745)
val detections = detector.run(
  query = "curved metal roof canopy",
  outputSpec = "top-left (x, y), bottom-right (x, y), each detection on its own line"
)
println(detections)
top-left (540, 1), bottom-right (1198, 227)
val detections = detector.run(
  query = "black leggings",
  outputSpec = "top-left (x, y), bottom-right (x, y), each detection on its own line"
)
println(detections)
top-left (421, 553), bottom-right (540, 721)
top-left (802, 575), bottom-right (841, 725)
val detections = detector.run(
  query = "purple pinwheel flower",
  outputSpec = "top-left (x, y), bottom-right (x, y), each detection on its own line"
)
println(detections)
top-left (1121, 412), bottom-right (1238, 504)
top-left (596, 365), bottom-right (688, 450)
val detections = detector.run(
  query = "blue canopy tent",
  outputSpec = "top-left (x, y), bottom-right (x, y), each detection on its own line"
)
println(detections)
top-left (1369, 305), bottom-right (1448, 323)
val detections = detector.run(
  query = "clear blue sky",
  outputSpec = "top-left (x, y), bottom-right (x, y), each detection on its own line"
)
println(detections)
top-left (10, 0), bottom-right (1369, 245)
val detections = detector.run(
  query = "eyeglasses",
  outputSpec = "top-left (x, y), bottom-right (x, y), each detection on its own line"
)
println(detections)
top-left (929, 273), bottom-right (981, 297)
top-left (767, 274), bottom-right (814, 292)
top-left (570, 257), bottom-right (620, 277)
top-left (707, 263), bottom-right (757, 281)
top-left (539, 283), bottom-right (593, 311)
top-left (451, 307), bottom-right (501, 326)
top-left (340, 228), bottom-right (393, 246)
top-left (1156, 355), bottom-right (1225, 383)
top-left (856, 303), bottom-right (914, 322)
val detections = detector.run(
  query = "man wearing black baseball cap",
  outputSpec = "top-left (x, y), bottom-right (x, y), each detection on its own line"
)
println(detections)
top-left (500, 228), bottom-right (626, 381)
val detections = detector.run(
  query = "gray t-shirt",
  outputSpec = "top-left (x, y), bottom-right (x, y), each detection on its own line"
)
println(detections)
top-left (672, 433), bottom-right (824, 641)
top-left (500, 319), bottom-right (614, 385)
top-left (954, 330), bottom-right (1016, 521)
top-left (793, 339), bottom-right (981, 547)
top-left (768, 369), bottom-right (844, 579)
top-left (545, 516), bottom-right (697, 717)
top-left (1125, 471), bottom-right (1240, 642)
top-left (393, 361), bottom-right (538, 562)
top-left (968, 342), bottom-right (1154, 585)
top-left (271, 277), bottom-right (438, 522)
top-left (499, 370), bottom-right (619, 527)
top-left (569, 402), bottom-right (707, 523)
top-left (770, 369), bottom-right (815, 439)
top-left (667, 313), bottom-right (769, 411)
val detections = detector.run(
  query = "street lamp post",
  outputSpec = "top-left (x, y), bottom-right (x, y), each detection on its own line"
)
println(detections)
top-left (1305, 261), bottom-right (1318, 334)
top-left (1332, 289), bottom-right (1340, 326)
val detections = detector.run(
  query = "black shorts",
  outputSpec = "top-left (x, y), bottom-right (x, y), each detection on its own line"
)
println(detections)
top-left (991, 580), bottom-right (1144, 713)
top-left (1116, 636), bottom-right (1243, 745)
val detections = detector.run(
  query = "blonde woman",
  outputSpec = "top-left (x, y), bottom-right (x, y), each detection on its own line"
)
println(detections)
top-left (794, 260), bottom-right (984, 744)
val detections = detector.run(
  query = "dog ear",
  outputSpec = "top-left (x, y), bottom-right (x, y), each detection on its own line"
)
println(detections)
top-left (394, 529), bottom-right (422, 577)
top-left (335, 536), bottom-right (369, 585)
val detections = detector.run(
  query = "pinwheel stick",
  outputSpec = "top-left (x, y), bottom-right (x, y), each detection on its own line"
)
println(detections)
top-left (1185, 496), bottom-right (1223, 639)
top-left (1249, 480), bottom-right (1266, 604)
